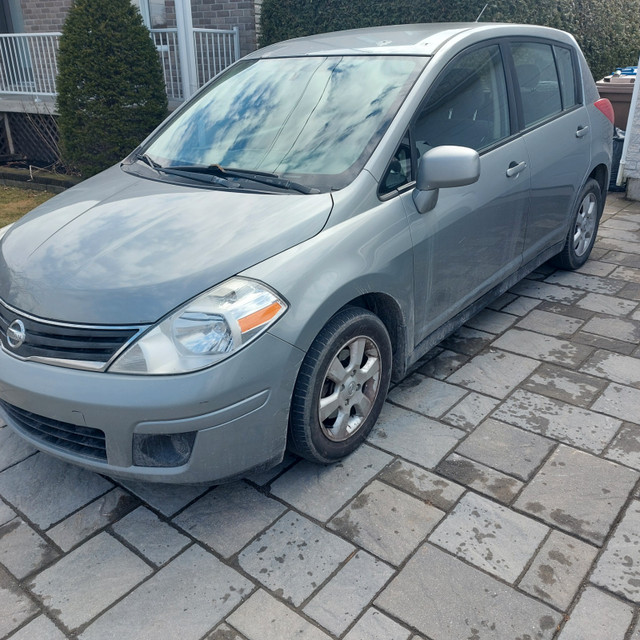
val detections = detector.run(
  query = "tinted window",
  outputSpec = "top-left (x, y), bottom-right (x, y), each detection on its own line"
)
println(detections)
top-left (512, 42), bottom-right (562, 127)
top-left (414, 45), bottom-right (510, 155)
top-left (554, 45), bottom-right (579, 109)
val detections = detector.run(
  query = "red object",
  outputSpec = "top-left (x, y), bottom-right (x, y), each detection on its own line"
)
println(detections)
top-left (594, 98), bottom-right (615, 124)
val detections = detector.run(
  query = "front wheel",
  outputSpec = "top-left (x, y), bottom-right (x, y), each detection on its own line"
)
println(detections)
top-left (550, 178), bottom-right (602, 270)
top-left (288, 308), bottom-right (392, 463)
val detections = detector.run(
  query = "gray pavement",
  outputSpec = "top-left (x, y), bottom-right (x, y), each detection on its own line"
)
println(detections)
top-left (2, 192), bottom-right (640, 639)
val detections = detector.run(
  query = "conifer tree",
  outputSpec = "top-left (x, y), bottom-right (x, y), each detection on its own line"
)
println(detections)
top-left (57, 0), bottom-right (168, 176)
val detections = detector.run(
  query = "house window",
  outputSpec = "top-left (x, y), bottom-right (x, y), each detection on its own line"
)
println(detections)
top-left (132, 0), bottom-right (168, 29)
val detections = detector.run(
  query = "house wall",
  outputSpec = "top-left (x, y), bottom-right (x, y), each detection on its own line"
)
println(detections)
top-left (20, 0), bottom-right (72, 33)
top-left (18, 0), bottom-right (259, 56)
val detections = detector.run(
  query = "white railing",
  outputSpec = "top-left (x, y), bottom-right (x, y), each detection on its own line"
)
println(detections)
top-left (150, 28), bottom-right (183, 100)
top-left (0, 27), bottom-right (240, 101)
top-left (0, 33), bottom-right (60, 96)
top-left (194, 27), bottom-right (240, 88)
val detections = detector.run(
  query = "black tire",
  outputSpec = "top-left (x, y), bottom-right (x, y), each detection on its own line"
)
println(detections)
top-left (550, 178), bottom-right (602, 270)
top-left (288, 307), bottom-right (392, 463)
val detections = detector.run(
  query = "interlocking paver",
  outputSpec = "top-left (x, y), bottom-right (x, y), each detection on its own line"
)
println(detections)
top-left (582, 316), bottom-right (640, 343)
top-left (0, 426), bottom-right (35, 473)
top-left (0, 518), bottom-right (59, 579)
top-left (447, 349), bottom-right (540, 398)
top-left (521, 362), bottom-right (607, 406)
top-left (441, 392), bottom-right (499, 430)
top-left (0, 499), bottom-right (15, 527)
top-left (367, 403), bottom-right (464, 468)
top-left (112, 507), bottom-right (190, 566)
top-left (515, 446), bottom-right (638, 545)
top-left (500, 295), bottom-right (541, 315)
top-left (119, 480), bottom-right (208, 517)
top-left (206, 624), bottom-right (248, 640)
top-left (544, 271), bottom-right (626, 295)
top-left (173, 482), bottom-right (286, 558)
top-left (592, 383), bottom-right (640, 424)
top-left (493, 328), bottom-right (593, 367)
top-left (510, 279), bottom-right (584, 303)
top-left (581, 350), bottom-right (640, 387)
top-left (515, 309), bottom-right (584, 337)
top-left (0, 454), bottom-right (112, 529)
top-left (576, 292), bottom-right (638, 316)
top-left (454, 418), bottom-right (554, 481)
top-left (378, 459), bottom-right (464, 510)
top-left (436, 454), bottom-right (522, 503)
top-left (238, 511), bottom-right (354, 606)
top-left (269, 445), bottom-right (392, 522)
top-left (47, 488), bottom-right (139, 552)
top-left (329, 480), bottom-right (444, 566)
top-left (429, 492), bottom-right (548, 582)
top-left (557, 587), bottom-right (634, 640)
top-left (342, 609), bottom-right (411, 640)
top-left (591, 501), bottom-right (640, 602)
top-left (30, 532), bottom-right (152, 631)
top-left (303, 551), bottom-right (394, 636)
top-left (416, 348), bottom-right (469, 379)
top-left (464, 308), bottom-right (517, 334)
top-left (518, 530), bottom-right (598, 610)
top-left (80, 545), bottom-right (252, 640)
top-left (0, 566), bottom-right (38, 638)
top-left (439, 326), bottom-right (494, 355)
top-left (227, 590), bottom-right (330, 640)
top-left (605, 423), bottom-right (640, 470)
top-left (388, 376), bottom-right (467, 418)
top-left (493, 389), bottom-right (621, 453)
top-left (376, 544), bottom-right (560, 640)
top-left (8, 616), bottom-right (66, 640)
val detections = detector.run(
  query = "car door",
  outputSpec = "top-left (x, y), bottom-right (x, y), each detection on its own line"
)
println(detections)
top-left (510, 40), bottom-right (592, 262)
top-left (387, 43), bottom-right (531, 344)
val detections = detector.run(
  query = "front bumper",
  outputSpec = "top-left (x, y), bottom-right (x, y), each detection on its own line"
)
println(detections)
top-left (0, 332), bottom-right (304, 483)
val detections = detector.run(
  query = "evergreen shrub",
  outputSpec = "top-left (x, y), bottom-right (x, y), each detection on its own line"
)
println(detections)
top-left (57, 0), bottom-right (168, 177)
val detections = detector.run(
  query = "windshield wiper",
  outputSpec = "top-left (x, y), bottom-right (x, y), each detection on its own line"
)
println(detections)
top-left (156, 165), bottom-right (235, 188)
top-left (135, 153), bottom-right (162, 172)
top-left (162, 164), bottom-right (318, 194)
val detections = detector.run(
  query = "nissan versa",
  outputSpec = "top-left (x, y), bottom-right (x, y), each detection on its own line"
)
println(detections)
top-left (0, 23), bottom-right (613, 483)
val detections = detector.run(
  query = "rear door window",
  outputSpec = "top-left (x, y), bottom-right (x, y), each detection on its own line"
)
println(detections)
top-left (554, 45), bottom-right (580, 109)
top-left (512, 42), bottom-right (563, 127)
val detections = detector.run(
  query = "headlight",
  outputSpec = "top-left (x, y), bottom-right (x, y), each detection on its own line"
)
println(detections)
top-left (109, 277), bottom-right (287, 374)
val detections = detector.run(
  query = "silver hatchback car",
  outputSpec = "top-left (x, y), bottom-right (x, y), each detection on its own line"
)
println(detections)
top-left (0, 23), bottom-right (613, 483)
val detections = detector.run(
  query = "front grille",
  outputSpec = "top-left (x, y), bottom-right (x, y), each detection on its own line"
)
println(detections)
top-left (0, 299), bottom-right (140, 370)
top-left (0, 400), bottom-right (107, 461)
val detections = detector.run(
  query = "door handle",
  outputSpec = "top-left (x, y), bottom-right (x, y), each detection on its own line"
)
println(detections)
top-left (576, 125), bottom-right (589, 138)
top-left (506, 161), bottom-right (527, 178)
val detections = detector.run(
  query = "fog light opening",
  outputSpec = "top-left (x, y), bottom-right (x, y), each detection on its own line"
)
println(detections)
top-left (132, 432), bottom-right (196, 467)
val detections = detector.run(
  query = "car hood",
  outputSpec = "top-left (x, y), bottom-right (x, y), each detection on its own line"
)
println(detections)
top-left (0, 166), bottom-right (333, 324)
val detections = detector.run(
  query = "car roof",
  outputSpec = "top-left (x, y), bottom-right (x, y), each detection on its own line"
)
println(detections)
top-left (248, 22), bottom-right (569, 59)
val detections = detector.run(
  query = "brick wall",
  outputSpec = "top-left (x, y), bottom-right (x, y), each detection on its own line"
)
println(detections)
top-left (20, 0), bottom-right (73, 33)
top-left (191, 1), bottom-right (257, 57)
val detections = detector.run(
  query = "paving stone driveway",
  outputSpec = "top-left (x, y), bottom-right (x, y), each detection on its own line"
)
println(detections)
top-left (2, 193), bottom-right (640, 640)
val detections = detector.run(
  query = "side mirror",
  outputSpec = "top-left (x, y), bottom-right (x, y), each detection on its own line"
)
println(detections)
top-left (413, 145), bottom-right (481, 214)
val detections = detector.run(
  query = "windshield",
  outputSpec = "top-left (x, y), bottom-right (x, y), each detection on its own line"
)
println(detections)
top-left (141, 55), bottom-right (426, 191)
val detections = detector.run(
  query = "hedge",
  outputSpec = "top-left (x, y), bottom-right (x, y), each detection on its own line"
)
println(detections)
top-left (259, 0), bottom-right (640, 80)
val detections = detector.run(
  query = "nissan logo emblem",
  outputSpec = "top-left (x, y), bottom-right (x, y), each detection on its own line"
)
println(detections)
top-left (6, 319), bottom-right (26, 349)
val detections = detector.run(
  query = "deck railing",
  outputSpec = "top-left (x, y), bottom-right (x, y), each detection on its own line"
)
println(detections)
top-left (0, 33), bottom-right (60, 96)
top-left (0, 27), bottom-right (240, 101)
